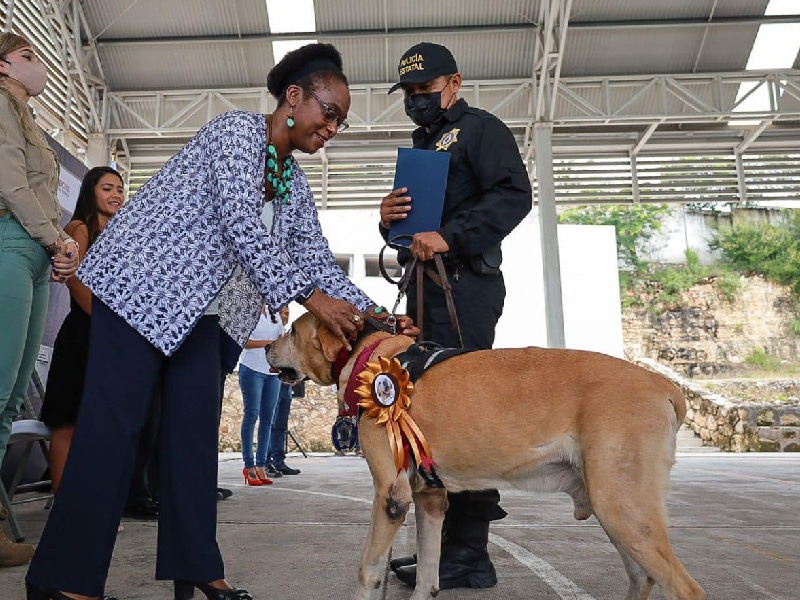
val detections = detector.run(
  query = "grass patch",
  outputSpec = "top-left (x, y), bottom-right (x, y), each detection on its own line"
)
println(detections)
top-left (716, 272), bottom-right (741, 302)
top-left (790, 317), bottom-right (800, 336)
top-left (627, 249), bottom-right (742, 308)
top-left (744, 347), bottom-right (781, 372)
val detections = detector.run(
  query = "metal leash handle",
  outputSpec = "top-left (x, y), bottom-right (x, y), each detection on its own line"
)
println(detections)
top-left (381, 235), bottom-right (417, 332)
top-left (389, 254), bottom-right (417, 331)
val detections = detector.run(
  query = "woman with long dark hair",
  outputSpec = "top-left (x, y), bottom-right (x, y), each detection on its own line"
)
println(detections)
top-left (40, 166), bottom-right (125, 493)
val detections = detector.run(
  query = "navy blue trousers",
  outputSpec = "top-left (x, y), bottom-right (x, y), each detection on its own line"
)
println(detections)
top-left (27, 298), bottom-right (224, 596)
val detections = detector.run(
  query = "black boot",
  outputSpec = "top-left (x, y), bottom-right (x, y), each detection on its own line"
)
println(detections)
top-left (392, 490), bottom-right (506, 590)
top-left (394, 519), bottom-right (497, 589)
top-left (389, 553), bottom-right (416, 571)
top-left (389, 495), bottom-right (458, 572)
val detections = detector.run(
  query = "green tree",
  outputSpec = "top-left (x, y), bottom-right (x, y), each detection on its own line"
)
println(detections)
top-left (710, 210), bottom-right (800, 293)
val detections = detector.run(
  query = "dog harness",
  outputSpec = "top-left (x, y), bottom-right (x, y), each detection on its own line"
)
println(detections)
top-left (331, 335), bottom-right (471, 487)
top-left (393, 341), bottom-right (471, 381)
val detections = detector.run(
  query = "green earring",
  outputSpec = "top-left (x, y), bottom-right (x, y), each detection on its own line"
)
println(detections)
top-left (287, 106), bottom-right (295, 128)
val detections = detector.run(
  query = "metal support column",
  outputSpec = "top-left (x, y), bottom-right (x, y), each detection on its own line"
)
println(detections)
top-left (534, 124), bottom-right (565, 348)
top-left (3, 0), bottom-right (15, 31)
top-left (735, 153), bottom-right (747, 204)
top-left (87, 133), bottom-right (110, 168)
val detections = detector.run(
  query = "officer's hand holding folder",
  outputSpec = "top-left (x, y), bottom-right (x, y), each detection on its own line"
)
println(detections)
top-left (388, 148), bottom-right (451, 248)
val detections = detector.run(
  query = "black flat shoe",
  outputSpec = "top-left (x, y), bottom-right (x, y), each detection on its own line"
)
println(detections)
top-left (275, 464), bottom-right (301, 476)
top-left (216, 487), bottom-right (233, 501)
top-left (174, 581), bottom-right (252, 600)
top-left (394, 560), bottom-right (497, 590)
top-left (26, 582), bottom-right (117, 600)
top-left (264, 465), bottom-right (282, 478)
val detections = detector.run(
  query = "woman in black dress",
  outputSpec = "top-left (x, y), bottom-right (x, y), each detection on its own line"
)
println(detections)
top-left (40, 166), bottom-right (125, 492)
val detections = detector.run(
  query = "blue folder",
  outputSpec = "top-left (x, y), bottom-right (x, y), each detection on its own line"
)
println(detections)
top-left (388, 147), bottom-right (451, 247)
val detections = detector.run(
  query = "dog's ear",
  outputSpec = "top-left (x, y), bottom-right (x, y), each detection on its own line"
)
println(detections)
top-left (317, 325), bottom-right (345, 363)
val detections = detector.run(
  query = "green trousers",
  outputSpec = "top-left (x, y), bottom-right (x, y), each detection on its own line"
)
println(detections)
top-left (0, 214), bottom-right (51, 465)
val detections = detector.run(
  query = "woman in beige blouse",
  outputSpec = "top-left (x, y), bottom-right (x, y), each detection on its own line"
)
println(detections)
top-left (0, 32), bottom-right (80, 568)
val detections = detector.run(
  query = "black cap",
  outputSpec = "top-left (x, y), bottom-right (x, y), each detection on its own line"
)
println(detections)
top-left (388, 42), bottom-right (458, 94)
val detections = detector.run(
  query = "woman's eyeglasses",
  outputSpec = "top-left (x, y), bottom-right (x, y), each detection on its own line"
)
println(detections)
top-left (306, 89), bottom-right (349, 134)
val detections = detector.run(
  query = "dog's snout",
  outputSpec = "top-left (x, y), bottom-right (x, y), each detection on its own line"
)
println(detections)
top-left (276, 368), bottom-right (304, 384)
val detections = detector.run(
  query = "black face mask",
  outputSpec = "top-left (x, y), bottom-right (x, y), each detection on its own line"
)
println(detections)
top-left (404, 92), bottom-right (446, 128)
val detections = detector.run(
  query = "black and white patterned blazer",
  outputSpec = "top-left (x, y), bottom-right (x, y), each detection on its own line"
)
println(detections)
top-left (78, 111), bottom-right (372, 356)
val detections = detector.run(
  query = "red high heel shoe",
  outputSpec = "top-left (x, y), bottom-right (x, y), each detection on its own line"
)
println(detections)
top-left (254, 466), bottom-right (273, 485)
top-left (242, 468), bottom-right (263, 486)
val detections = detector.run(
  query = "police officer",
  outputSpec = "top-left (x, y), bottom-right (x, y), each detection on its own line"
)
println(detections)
top-left (379, 42), bottom-right (532, 590)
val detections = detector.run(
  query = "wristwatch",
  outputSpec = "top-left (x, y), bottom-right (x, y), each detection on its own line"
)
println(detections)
top-left (295, 283), bottom-right (316, 305)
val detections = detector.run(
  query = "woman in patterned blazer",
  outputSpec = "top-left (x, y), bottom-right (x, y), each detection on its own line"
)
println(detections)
top-left (26, 43), bottom-right (412, 600)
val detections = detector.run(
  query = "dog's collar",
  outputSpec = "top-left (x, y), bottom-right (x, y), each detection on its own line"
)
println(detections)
top-left (331, 318), bottom-right (394, 383)
top-left (338, 339), bottom-right (383, 417)
top-left (331, 348), bottom-right (350, 385)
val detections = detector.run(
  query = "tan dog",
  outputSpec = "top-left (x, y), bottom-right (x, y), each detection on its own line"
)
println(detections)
top-left (267, 313), bottom-right (706, 600)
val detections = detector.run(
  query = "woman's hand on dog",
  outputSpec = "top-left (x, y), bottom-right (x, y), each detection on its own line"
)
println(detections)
top-left (364, 305), bottom-right (420, 338)
top-left (303, 290), bottom-right (363, 351)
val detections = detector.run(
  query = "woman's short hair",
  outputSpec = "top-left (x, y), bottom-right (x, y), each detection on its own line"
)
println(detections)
top-left (0, 32), bottom-right (31, 60)
top-left (266, 43), bottom-right (348, 104)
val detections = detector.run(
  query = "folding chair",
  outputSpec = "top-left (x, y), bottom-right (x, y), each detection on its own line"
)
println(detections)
top-left (0, 371), bottom-right (53, 542)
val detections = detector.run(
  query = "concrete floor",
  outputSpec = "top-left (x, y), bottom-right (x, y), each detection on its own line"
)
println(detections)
top-left (1, 451), bottom-right (798, 600)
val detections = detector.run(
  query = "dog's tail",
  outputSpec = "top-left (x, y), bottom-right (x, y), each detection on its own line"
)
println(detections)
top-left (665, 383), bottom-right (688, 432)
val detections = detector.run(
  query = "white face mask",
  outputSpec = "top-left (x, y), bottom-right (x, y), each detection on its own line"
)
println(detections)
top-left (3, 58), bottom-right (48, 96)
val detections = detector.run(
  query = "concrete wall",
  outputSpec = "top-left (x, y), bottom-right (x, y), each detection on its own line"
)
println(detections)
top-left (644, 206), bottom-right (789, 265)
top-left (640, 359), bottom-right (800, 452)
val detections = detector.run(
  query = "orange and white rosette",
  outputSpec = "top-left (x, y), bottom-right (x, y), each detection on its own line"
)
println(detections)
top-left (354, 356), bottom-right (435, 474)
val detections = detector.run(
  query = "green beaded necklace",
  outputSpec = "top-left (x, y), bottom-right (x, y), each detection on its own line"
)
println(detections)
top-left (266, 114), bottom-right (294, 204)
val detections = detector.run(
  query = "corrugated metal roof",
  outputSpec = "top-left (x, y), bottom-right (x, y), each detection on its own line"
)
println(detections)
top-left (83, 0), bottom-right (781, 92)
top-left (100, 42), bottom-right (272, 90)
top-left (570, 0), bottom-right (769, 21)
top-left (82, 0), bottom-right (271, 38)
top-left (315, 0), bottom-right (537, 30)
top-left (16, 0), bottom-right (799, 204)
top-left (562, 26), bottom-right (759, 77)
top-left (328, 31), bottom-right (536, 84)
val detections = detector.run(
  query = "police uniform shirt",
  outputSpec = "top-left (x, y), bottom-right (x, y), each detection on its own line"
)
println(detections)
top-left (383, 98), bottom-right (532, 262)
